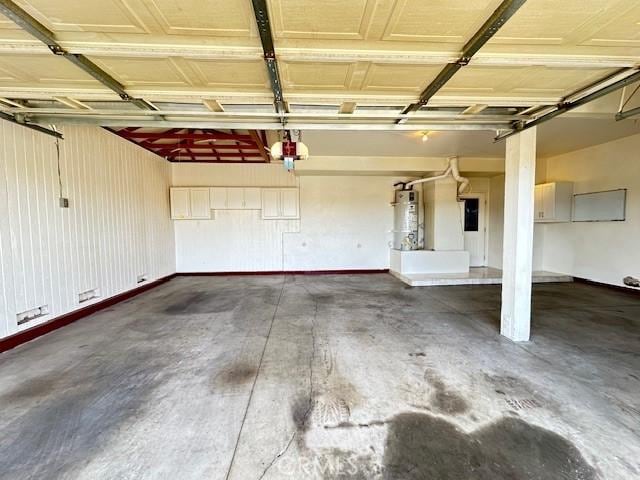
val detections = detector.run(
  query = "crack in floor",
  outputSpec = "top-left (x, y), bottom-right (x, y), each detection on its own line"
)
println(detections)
top-left (257, 287), bottom-right (318, 480)
top-left (224, 276), bottom-right (287, 480)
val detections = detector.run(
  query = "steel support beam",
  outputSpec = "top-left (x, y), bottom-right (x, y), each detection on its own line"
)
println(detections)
top-left (251, 0), bottom-right (286, 117)
top-left (616, 105), bottom-right (640, 121)
top-left (397, 0), bottom-right (527, 120)
top-left (0, 111), bottom-right (62, 138)
top-left (0, 0), bottom-right (156, 112)
top-left (497, 69), bottom-right (640, 141)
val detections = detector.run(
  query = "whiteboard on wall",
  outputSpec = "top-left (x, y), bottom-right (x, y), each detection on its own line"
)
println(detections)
top-left (572, 189), bottom-right (626, 222)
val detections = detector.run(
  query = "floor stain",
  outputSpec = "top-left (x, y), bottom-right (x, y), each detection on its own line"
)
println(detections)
top-left (424, 368), bottom-right (469, 415)
top-left (212, 362), bottom-right (257, 388)
top-left (0, 348), bottom-right (176, 480)
top-left (163, 291), bottom-right (239, 314)
top-left (384, 412), bottom-right (599, 480)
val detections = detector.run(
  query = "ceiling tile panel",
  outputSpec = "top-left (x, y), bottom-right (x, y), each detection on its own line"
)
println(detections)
top-left (281, 61), bottom-right (354, 90)
top-left (382, 0), bottom-right (502, 44)
top-left (442, 66), bottom-right (618, 98)
top-left (362, 64), bottom-right (443, 92)
top-left (581, 2), bottom-right (640, 47)
top-left (270, 0), bottom-right (377, 39)
top-left (0, 54), bottom-right (98, 85)
top-left (142, 0), bottom-right (255, 36)
top-left (93, 57), bottom-right (191, 86)
top-left (186, 59), bottom-right (269, 90)
top-left (17, 0), bottom-right (150, 33)
top-left (492, 0), bottom-right (612, 46)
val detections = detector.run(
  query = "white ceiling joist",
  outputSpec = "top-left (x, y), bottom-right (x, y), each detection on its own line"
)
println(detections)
top-left (0, 41), bottom-right (636, 69)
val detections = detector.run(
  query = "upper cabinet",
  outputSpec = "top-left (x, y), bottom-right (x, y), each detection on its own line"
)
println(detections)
top-left (261, 188), bottom-right (300, 219)
top-left (171, 186), bottom-right (299, 220)
top-left (170, 188), bottom-right (190, 219)
top-left (209, 187), bottom-right (265, 210)
top-left (534, 182), bottom-right (573, 223)
top-left (171, 187), bottom-right (211, 220)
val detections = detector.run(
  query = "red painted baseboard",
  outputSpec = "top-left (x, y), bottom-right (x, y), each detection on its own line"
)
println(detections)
top-left (177, 269), bottom-right (390, 276)
top-left (0, 274), bottom-right (176, 354)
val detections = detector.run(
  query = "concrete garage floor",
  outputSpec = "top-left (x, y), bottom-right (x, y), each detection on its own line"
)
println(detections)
top-left (0, 275), bottom-right (639, 479)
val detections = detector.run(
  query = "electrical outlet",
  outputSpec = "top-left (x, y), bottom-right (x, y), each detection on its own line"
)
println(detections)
top-left (59, 197), bottom-right (69, 208)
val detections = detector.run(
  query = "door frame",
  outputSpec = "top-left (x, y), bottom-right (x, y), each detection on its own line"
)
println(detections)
top-left (459, 193), bottom-right (488, 267)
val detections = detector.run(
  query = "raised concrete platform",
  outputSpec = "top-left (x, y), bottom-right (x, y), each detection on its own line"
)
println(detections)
top-left (390, 249), bottom-right (470, 275)
top-left (391, 267), bottom-right (573, 287)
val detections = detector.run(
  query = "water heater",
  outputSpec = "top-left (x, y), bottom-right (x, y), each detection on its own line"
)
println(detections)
top-left (392, 189), bottom-right (420, 250)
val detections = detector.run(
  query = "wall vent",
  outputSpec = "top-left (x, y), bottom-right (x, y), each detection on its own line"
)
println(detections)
top-left (79, 288), bottom-right (100, 303)
top-left (17, 305), bottom-right (49, 325)
top-left (137, 274), bottom-right (148, 284)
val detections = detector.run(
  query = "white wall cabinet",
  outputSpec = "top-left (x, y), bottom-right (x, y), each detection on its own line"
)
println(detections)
top-left (262, 188), bottom-right (299, 219)
top-left (170, 188), bottom-right (191, 219)
top-left (209, 187), bottom-right (264, 210)
top-left (244, 188), bottom-right (262, 209)
top-left (172, 186), bottom-right (299, 219)
top-left (534, 182), bottom-right (573, 223)
top-left (170, 187), bottom-right (211, 219)
top-left (190, 188), bottom-right (211, 219)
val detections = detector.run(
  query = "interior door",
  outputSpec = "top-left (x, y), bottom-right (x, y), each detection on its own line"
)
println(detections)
top-left (461, 195), bottom-right (486, 267)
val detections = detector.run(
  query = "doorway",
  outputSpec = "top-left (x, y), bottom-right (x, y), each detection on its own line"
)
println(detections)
top-left (460, 194), bottom-right (487, 267)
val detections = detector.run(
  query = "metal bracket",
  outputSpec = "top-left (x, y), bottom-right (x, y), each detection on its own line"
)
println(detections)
top-left (251, 0), bottom-right (287, 121)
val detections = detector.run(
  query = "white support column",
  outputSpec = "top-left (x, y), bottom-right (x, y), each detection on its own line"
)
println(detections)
top-left (501, 127), bottom-right (537, 341)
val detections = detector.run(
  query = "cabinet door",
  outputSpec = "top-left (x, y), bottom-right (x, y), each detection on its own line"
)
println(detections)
top-left (170, 188), bottom-right (191, 219)
top-left (542, 183), bottom-right (556, 220)
top-left (244, 188), bottom-right (262, 209)
top-left (190, 188), bottom-right (211, 219)
top-left (261, 189), bottom-right (281, 218)
top-left (534, 185), bottom-right (543, 221)
top-left (227, 188), bottom-right (244, 209)
top-left (280, 189), bottom-right (299, 218)
top-left (210, 188), bottom-right (227, 209)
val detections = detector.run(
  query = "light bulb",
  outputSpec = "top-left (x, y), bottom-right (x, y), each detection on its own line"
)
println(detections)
top-left (422, 133), bottom-right (429, 142)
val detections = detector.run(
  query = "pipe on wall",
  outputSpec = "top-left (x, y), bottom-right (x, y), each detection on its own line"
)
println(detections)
top-left (406, 156), bottom-right (470, 196)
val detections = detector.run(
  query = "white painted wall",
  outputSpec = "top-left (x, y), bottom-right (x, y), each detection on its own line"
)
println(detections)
top-left (283, 176), bottom-right (398, 270)
top-left (488, 174), bottom-right (544, 272)
top-left (172, 163), bottom-right (411, 272)
top-left (536, 133), bottom-right (640, 288)
top-left (423, 178), bottom-right (465, 251)
top-left (0, 124), bottom-right (174, 340)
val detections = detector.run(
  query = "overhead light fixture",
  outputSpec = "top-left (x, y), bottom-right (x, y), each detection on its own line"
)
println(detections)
top-left (422, 132), bottom-right (430, 142)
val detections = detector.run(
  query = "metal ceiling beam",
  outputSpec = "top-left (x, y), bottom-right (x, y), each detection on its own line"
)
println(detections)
top-left (497, 68), bottom-right (640, 141)
top-left (0, 0), bottom-right (156, 112)
top-left (616, 105), bottom-right (640, 121)
top-left (32, 117), bottom-right (510, 131)
top-left (397, 0), bottom-right (527, 119)
top-left (0, 111), bottom-right (62, 138)
top-left (251, 0), bottom-right (286, 118)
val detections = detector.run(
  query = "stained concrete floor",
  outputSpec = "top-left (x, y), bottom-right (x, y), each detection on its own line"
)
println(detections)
top-left (0, 274), bottom-right (639, 479)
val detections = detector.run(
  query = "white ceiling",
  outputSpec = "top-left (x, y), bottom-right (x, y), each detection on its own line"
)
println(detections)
top-left (302, 117), bottom-right (640, 159)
